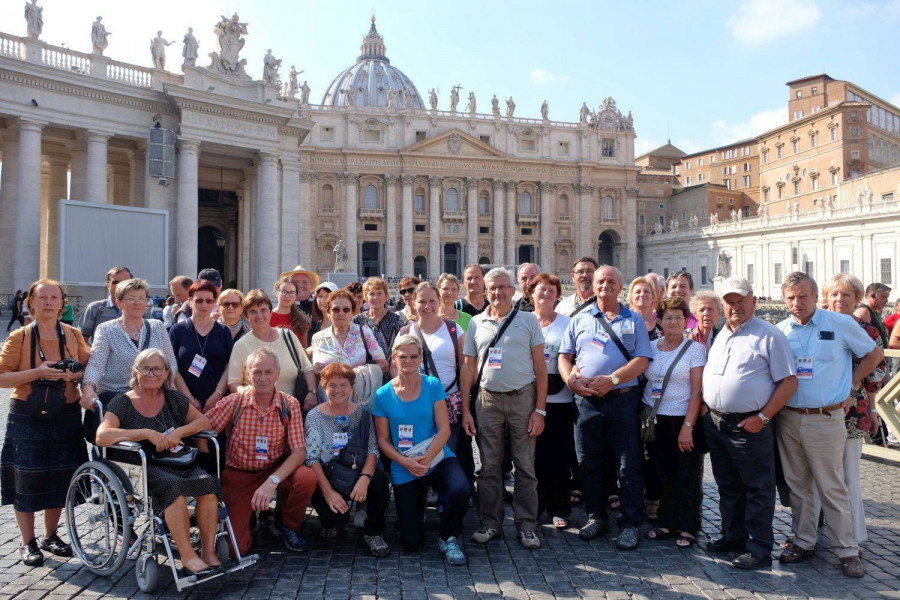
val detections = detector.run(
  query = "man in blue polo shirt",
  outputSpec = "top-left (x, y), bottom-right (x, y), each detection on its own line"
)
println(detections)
top-left (559, 265), bottom-right (651, 550)
top-left (777, 272), bottom-right (883, 578)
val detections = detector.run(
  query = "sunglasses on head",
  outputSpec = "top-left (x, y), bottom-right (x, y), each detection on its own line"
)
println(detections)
top-left (331, 306), bottom-right (352, 314)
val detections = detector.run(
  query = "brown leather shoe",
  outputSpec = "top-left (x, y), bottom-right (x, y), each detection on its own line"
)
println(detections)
top-left (779, 542), bottom-right (815, 563)
top-left (840, 556), bottom-right (865, 578)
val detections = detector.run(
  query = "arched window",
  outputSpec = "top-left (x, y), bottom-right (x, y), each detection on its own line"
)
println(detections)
top-left (479, 256), bottom-right (491, 265)
top-left (446, 188), bottom-right (460, 212)
top-left (479, 193), bottom-right (489, 216)
top-left (602, 195), bottom-right (615, 220)
top-left (414, 255), bottom-right (428, 278)
top-left (519, 190), bottom-right (533, 215)
top-left (558, 193), bottom-right (570, 216)
top-left (321, 184), bottom-right (334, 207)
top-left (363, 184), bottom-right (378, 209)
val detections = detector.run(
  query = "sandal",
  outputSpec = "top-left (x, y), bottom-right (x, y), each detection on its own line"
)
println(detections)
top-left (607, 495), bottom-right (621, 512)
top-left (645, 527), bottom-right (675, 541)
top-left (570, 490), bottom-right (582, 506)
top-left (675, 533), bottom-right (696, 548)
top-left (551, 516), bottom-right (568, 529)
top-left (645, 500), bottom-right (659, 521)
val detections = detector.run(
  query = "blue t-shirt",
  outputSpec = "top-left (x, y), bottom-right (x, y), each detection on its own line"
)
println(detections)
top-left (169, 319), bottom-right (234, 407)
top-left (372, 375), bottom-right (454, 485)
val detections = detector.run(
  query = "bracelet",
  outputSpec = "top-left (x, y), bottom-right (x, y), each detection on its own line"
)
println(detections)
top-left (360, 473), bottom-right (372, 480)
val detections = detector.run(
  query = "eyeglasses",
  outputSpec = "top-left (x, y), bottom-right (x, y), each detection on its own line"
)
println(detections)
top-left (573, 269), bottom-right (594, 276)
top-left (278, 289), bottom-right (297, 297)
top-left (486, 285), bottom-right (510, 295)
top-left (220, 301), bottom-right (241, 309)
top-left (137, 366), bottom-right (167, 376)
top-left (122, 297), bottom-right (147, 304)
top-left (400, 288), bottom-right (415, 295)
top-left (661, 315), bottom-right (686, 323)
top-left (193, 298), bottom-right (216, 305)
top-left (331, 306), bottom-right (353, 314)
top-left (395, 354), bottom-right (420, 361)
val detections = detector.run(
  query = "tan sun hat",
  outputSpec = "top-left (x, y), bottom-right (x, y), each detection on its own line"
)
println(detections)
top-left (279, 265), bottom-right (320, 288)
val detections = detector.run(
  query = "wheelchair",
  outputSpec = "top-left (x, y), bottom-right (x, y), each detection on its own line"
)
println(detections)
top-left (64, 402), bottom-right (258, 592)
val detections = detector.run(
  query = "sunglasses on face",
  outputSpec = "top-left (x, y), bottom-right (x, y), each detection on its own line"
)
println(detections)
top-left (331, 306), bottom-right (353, 314)
top-left (193, 298), bottom-right (216, 305)
top-left (400, 288), bottom-right (415, 295)
top-left (220, 301), bottom-right (240, 309)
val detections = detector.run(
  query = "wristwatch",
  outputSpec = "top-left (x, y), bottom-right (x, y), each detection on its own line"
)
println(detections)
top-left (534, 408), bottom-right (547, 417)
top-left (269, 475), bottom-right (281, 485)
top-left (757, 412), bottom-right (770, 427)
top-left (684, 421), bottom-right (693, 428)
top-left (610, 373), bottom-right (620, 385)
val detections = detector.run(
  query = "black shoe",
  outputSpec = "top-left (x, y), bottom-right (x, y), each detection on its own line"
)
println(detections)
top-left (39, 532), bottom-right (73, 557)
top-left (706, 537), bottom-right (747, 553)
top-left (20, 539), bottom-right (44, 566)
top-left (733, 552), bottom-right (772, 570)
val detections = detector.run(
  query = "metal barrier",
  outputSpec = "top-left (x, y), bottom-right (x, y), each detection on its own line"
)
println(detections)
top-left (863, 348), bottom-right (900, 464)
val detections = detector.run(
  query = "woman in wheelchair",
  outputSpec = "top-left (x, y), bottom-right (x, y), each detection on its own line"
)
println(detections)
top-left (0, 279), bottom-right (92, 566)
top-left (95, 348), bottom-right (223, 577)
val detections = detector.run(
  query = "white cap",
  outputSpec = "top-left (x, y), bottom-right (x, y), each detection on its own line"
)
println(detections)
top-left (314, 281), bottom-right (339, 294)
top-left (721, 277), bottom-right (753, 298)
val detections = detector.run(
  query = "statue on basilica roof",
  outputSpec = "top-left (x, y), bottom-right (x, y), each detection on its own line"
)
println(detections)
top-left (449, 86), bottom-right (459, 113)
top-left (491, 95), bottom-right (500, 118)
top-left (24, 0), bottom-right (42, 40)
top-left (506, 96), bottom-right (516, 119)
top-left (428, 88), bottom-right (438, 111)
top-left (208, 13), bottom-right (250, 79)
top-left (91, 16), bottom-right (111, 55)
top-left (300, 80), bottom-right (311, 104)
top-left (262, 49), bottom-right (281, 86)
top-left (150, 31), bottom-right (174, 70)
top-left (541, 99), bottom-right (549, 121)
top-left (282, 65), bottom-right (302, 98)
top-left (580, 102), bottom-right (591, 125)
top-left (182, 27), bottom-right (199, 66)
top-left (466, 92), bottom-right (476, 115)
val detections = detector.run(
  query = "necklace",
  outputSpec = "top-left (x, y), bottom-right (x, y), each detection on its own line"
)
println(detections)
top-left (120, 317), bottom-right (142, 340)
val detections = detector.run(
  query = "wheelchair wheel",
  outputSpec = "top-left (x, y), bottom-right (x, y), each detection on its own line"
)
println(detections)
top-left (136, 553), bottom-right (158, 593)
top-left (215, 534), bottom-right (230, 565)
top-left (66, 461), bottom-right (133, 576)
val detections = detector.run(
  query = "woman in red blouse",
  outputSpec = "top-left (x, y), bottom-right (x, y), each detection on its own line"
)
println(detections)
top-left (271, 277), bottom-right (311, 347)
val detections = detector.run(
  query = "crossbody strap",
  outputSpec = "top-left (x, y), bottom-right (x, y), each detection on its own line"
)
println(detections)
top-left (570, 296), bottom-right (596, 317)
top-left (475, 308), bottom-right (519, 387)
top-left (647, 340), bottom-right (694, 422)
top-left (139, 320), bottom-right (152, 351)
top-left (593, 311), bottom-right (633, 361)
top-left (281, 328), bottom-right (301, 369)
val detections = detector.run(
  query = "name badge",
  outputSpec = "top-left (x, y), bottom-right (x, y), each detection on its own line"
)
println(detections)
top-left (332, 432), bottom-right (348, 456)
top-left (621, 321), bottom-right (634, 335)
top-left (650, 377), bottom-right (664, 400)
top-left (255, 436), bottom-right (269, 460)
top-left (797, 356), bottom-right (813, 379)
top-left (488, 348), bottom-right (503, 368)
top-left (543, 343), bottom-right (552, 365)
top-left (591, 331), bottom-right (609, 349)
top-left (188, 354), bottom-right (207, 377)
top-left (398, 424), bottom-right (414, 449)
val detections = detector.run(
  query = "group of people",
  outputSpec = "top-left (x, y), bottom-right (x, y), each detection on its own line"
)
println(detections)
top-left (0, 258), bottom-right (895, 577)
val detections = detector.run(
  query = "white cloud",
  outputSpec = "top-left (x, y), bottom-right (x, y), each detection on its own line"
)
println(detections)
top-left (710, 107), bottom-right (787, 145)
top-left (727, 0), bottom-right (822, 46)
top-left (890, 93), bottom-right (900, 109)
top-left (635, 138), bottom-right (659, 157)
top-left (529, 68), bottom-right (569, 85)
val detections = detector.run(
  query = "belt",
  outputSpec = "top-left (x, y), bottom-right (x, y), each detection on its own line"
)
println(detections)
top-left (708, 408), bottom-right (757, 419)
top-left (586, 387), bottom-right (636, 400)
top-left (485, 382), bottom-right (535, 396)
top-left (784, 403), bottom-right (843, 416)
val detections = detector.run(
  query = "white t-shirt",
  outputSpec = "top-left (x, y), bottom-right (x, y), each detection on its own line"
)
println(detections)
top-left (641, 338), bottom-right (706, 416)
top-left (409, 321), bottom-right (462, 394)
top-left (541, 314), bottom-right (574, 404)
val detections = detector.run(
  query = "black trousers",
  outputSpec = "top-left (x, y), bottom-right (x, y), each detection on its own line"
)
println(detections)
top-left (393, 457), bottom-right (470, 550)
top-left (646, 414), bottom-right (703, 534)
top-left (703, 411), bottom-right (776, 556)
top-left (535, 402), bottom-right (575, 518)
top-left (310, 469), bottom-right (390, 536)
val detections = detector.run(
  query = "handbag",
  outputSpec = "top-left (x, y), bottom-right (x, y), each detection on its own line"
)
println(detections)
top-left (25, 324), bottom-right (68, 419)
top-left (640, 340), bottom-right (693, 443)
top-left (546, 373), bottom-right (566, 396)
top-left (281, 328), bottom-right (309, 401)
top-left (324, 411), bottom-right (371, 497)
top-left (150, 446), bottom-right (198, 468)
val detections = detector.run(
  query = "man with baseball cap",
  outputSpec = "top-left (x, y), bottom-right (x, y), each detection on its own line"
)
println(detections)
top-left (702, 277), bottom-right (797, 570)
top-left (279, 265), bottom-right (320, 319)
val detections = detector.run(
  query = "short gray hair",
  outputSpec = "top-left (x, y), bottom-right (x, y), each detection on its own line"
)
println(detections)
top-left (484, 267), bottom-right (512, 287)
top-left (690, 290), bottom-right (721, 314)
top-left (392, 333), bottom-right (423, 355)
top-left (130, 348), bottom-right (173, 390)
top-left (782, 271), bottom-right (818, 298)
top-left (245, 346), bottom-right (280, 371)
top-left (516, 263), bottom-right (539, 278)
top-left (595, 264), bottom-right (623, 285)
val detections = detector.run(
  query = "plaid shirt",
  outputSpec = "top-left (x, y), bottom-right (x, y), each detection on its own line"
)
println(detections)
top-left (207, 390), bottom-right (305, 471)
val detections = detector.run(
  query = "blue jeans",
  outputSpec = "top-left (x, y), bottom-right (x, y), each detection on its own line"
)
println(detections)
top-left (393, 457), bottom-right (470, 550)
top-left (575, 388), bottom-right (644, 528)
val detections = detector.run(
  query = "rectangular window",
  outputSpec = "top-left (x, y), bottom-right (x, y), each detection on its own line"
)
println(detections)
top-left (685, 176), bottom-right (691, 185)
top-left (639, 214), bottom-right (645, 226)
top-left (743, 175), bottom-right (751, 187)
top-left (792, 140), bottom-right (799, 153)
top-left (762, 152), bottom-right (768, 165)
top-left (851, 150), bottom-right (860, 159)
top-left (743, 162), bottom-right (750, 172)
top-left (414, 194), bottom-right (426, 214)
top-left (850, 169), bottom-right (860, 179)
top-left (321, 126), bottom-right (335, 141)
top-left (881, 258), bottom-right (893, 285)
top-left (803, 261), bottom-right (814, 275)
top-left (831, 128), bottom-right (838, 141)
top-left (774, 263), bottom-right (783, 284)
top-left (415, 130), bottom-right (426, 142)
top-left (840, 260), bottom-right (850, 274)
top-left (794, 111), bottom-right (804, 120)
top-left (414, 224), bottom-right (426, 232)
top-left (698, 173), bottom-right (704, 182)
top-left (796, 91), bottom-right (802, 99)
top-left (363, 223), bottom-right (377, 231)
top-left (744, 146), bottom-right (750, 156)
top-left (710, 155), bottom-right (716, 163)
top-left (478, 196), bottom-right (489, 216)
top-left (685, 160), bottom-right (691, 169)
top-left (811, 86), bottom-right (817, 95)
top-left (763, 189), bottom-right (770, 202)
top-left (363, 129), bottom-right (382, 142)
top-left (810, 133), bottom-right (817, 147)
top-left (701, 266), bottom-right (708, 285)
top-left (723, 166), bottom-right (729, 175)
top-left (601, 138), bottom-right (616, 158)
top-left (832, 171), bottom-right (839, 185)
top-left (747, 264), bottom-right (755, 284)
top-left (698, 158), bottom-right (703, 167)
top-left (792, 247), bottom-right (799, 264)
top-left (777, 146), bottom-right (784, 158)
top-left (519, 139), bottom-right (536, 152)
top-left (479, 226), bottom-right (490, 234)
top-left (793, 181), bottom-right (800, 195)
top-left (558, 141), bottom-right (570, 156)
top-left (812, 177), bottom-right (819, 191)
top-left (850, 125), bottom-right (860, 136)
top-left (521, 228), bottom-right (533, 235)
top-left (883, 193), bottom-right (894, 202)
top-left (725, 179), bottom-right (731, 190)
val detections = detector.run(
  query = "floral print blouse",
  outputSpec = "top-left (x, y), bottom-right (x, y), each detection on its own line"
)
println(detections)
top-left (310, 323), bottom-right (385, 370)
top-left (846, 317), bottom-right (887, 439)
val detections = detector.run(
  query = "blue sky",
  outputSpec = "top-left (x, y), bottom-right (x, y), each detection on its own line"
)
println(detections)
top-left (10, 0), bottom-right (900, 156)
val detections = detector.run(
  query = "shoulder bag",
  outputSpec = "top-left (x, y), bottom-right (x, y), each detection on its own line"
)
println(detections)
top-left (281, 328), bottom-right (309, 401)
top-left (324, 410), bottom-right (371, 497)
top-left (25, 323), bottom-right (68, 419)
top-left (411, 320), bottom-right (463, 423)
top-left (640, 340), bottom-right (693, 443)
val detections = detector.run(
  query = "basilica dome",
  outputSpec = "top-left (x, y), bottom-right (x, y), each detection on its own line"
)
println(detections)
top-left (321, 18), bottom-right (425, 110)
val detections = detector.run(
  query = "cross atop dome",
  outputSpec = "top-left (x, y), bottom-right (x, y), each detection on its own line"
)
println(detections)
top-left (358, 15), bottom-right (388, 63)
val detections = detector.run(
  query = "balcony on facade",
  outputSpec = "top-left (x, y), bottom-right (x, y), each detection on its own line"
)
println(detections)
top-left (517, 213), bottom-right (539, 225)
top-left (441, 210), bottom-right (466, 221)
top-left (359, 207), bottom-right (385, 220)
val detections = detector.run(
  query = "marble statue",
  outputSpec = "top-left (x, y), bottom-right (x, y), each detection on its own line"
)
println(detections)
top-left (730, 209), bottom-right (738, 223)
top-left (709, 213), bottom-right (718, 226)
top-left (651, 221), bottom-right (665, 235)
top-left (91, 16), bottom-right (111, 55)
top-left (580, 102), bottom-right (591, 125)
top-left (758, 203), bottom-right (767, 219)
top-left (208, 13), bottom-right (249, 78)
top-left (793, 199), bottom-right (800, 214)
top-left (428, 88), bottom-right (438, 111)
top-left (466, 92), bottom-right (476, 114)
top-left (866, 188), bottom-right (874, 206)
top-left (541, 99), bottom-right (549, 121)
top-left (333, 240), bottom-right (348, 272)
top-left (819, 196), bottom-right (827, 213)
top-left (856, 185), bottom-right (866, 206)
top-left (387, 88), bottom-right (397, 108)
top-left (449, 87), bottom-right (459, 112)
top-left (300, 80), bottom-right (310, 104)
top-left (670, 217), bottom-right (679, 232)
top-left (262, 49), bottom-right (281, 85)
top-left (717, 252), bottom-right (731, 279)
top-left (24, 0), bottom-right (42, 40)
top-left (182, 27), bottom-right (199, 66)
top-left (827, 195), bottom-right (835, 210)
top-left (787, 199), bottom-right (794, 216)
top-left (150, 31), bottom-right (174, 70)
top-left (506, 96), bottom-right (516, 118)
top-left (737, 209), bottom-right (742, 223)
top-left (624, 111), bottom-right (634, 131)
top-left (282, 65), bottom-right (301, 97)
top-left (491, 95), bottom-right (500, 118)
top-left (399, 88), bottom-right (409, 108)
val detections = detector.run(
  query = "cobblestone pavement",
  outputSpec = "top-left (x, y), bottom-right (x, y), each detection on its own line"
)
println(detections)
top-left (0, 384), bottom-right (898, 599)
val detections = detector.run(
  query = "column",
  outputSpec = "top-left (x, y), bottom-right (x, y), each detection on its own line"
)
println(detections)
top-left (130, 145), bottom-right (147, 207)
top-left (280, 155), bottom-right (301, 268)
top-left (68, 138), bottom-right (86, 200)
top-left (175, 138), bottom-right (200, 278)
top-left (43, 156), bottom-right (69, 279)
top-left (492, 179), bottom-right (504, 265)
top-left (385, 175), bottom-right (398, 278)
top-left (0, 129), bottom-right (20, 292)
top-left (13, 120), bottom-right (44, 289)
top-left (298, 171), bottom-right (314, 268)
top-left (577, 184), bottom-right (594, 259)
top-left (401, 175), bottom-right (414, 275)
top-left (239, 175), bottom-right (252, 290)
top-left (341, 172), bottom-right (359, 274)
top-left (256, 152), bottom-right (281, 287)
top-left (539, 182), bottom-right (553, 271)
top-left (623, 187), bottom-right (638, 278)
top-left (85, 131), bottom-right (110, 204)
top-left (466, 177), bottom-right (478, 267)
top-left (428, 176), bottom-right (442, 278)
top-left (505, 180), bottom-right (517, 265)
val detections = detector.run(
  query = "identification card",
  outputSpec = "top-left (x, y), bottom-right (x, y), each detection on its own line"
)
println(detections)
top-left (650, 377), bottom-right (664, 400)
top-left (332, 432), bottom-right (348, 456)
top-left (398, 425), bottom-right (414, 449)
top-left (487, 347), bottom-right (503, 368)
top-left (188, 354), bottom-right (207, 377)
top-left (255, 436), bottom-right (269, 460)
top-left (797, 356), bottom-right (813, 379)
top-left (543, 343), bottom-right (552, 365)
top-left (163, 427), bottom-right (184, 452)
top-left (621, 321), bottom-right (634, 335)
top-left (591, 330), bottom-right (609, 349)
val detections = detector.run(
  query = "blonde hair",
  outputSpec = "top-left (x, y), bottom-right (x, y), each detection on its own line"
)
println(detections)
top-left (25, 279), bottom-right (66, 319)
top-left (362, 277), bottom-right (389, 297)
top-left (627, 276), bottom-right (657, 309)
top-left (115, 278), bottom-right (150, 302)
top-left (821, 273), bottom-right (865, 307)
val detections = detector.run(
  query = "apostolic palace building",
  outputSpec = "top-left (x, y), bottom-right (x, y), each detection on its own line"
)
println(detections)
top-left (1, 9), bottom-right (899, 301)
